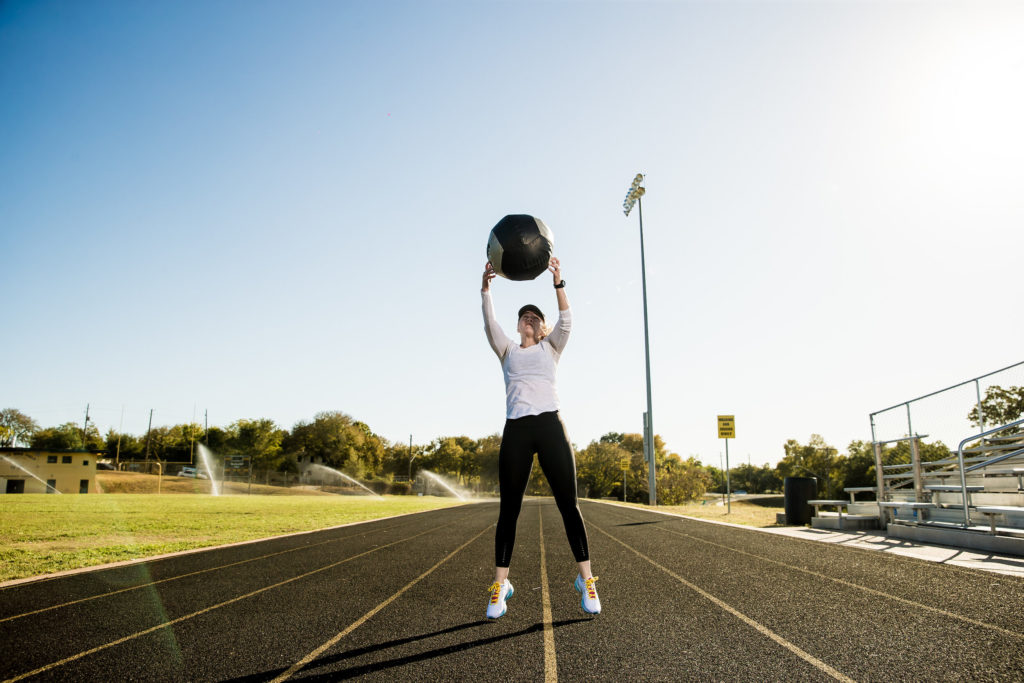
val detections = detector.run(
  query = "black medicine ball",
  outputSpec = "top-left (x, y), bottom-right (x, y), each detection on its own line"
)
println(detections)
top-left (486, 214), bottom-right (554, 281)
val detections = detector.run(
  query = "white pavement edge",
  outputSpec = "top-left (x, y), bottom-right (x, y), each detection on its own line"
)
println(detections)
top-left (588, 499), bottom-right (1024, 579)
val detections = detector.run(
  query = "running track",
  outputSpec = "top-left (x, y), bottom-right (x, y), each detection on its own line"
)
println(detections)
top-left (1, 500), bottom-right (1023, 681)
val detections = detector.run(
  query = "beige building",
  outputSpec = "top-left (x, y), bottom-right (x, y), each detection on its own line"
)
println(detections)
top-left (0, 448), bottom-right (100, 494)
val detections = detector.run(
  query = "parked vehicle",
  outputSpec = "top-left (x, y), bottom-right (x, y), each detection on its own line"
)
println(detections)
top-left (179, 466), bottom-right (197, 478)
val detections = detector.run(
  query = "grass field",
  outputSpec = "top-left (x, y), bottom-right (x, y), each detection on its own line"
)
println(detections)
top-left (0, 493), bottom-right (466, 582)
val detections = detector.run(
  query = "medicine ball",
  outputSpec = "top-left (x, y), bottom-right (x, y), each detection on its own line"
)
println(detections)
top-left (486, 214), bottom-right (554, 281)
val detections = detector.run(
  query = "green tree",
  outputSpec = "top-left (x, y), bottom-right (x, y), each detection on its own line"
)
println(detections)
top-left (105, 429), bottom-right (143, 461)
top-left (424, 437), bottom-right (459, 478)
top-left (0, 408), bottom-right (39, 447)
top-left (968, 385), bottom-right (1024, 430)
top-left (778, 434), bottom-right (841, 498)
top-left (142, 425), bottom-right (174, 461)
top-left (756, 464), bottom-right (783, 493)
top-left (883, 439), bottom-right (951, 466)
top-left (725, 463), bottom-right (781, 494)
top-left (657, 454), bottom-right (712, 504)
top-left (576, 439), bottom-right (631, 499)
top-left (473, 434), bottom-right (501, 492)
top-left (352, 421), bottom-right (387, 478)
top-left (839, 440), bottom-right (878, 491)
top-left (31, 422), bottom-right (103, 450)
top-left (0, 409), bottom-right (38, 446)
top-left (232, 418), bottom-right (285, 471)
top-left (577, 431), bottom-right (670, 502)
top-left (173, 422), bottom-right (206, 462)
top-left (284, 411), bottom-right (363, 469)
top-left (383, 440), bottom-right (428, 480)
top-left (424, 436), bottom-right (482, 483)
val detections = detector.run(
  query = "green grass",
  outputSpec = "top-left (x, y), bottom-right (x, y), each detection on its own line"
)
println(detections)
top-left (0, 494), bottom-right (465, 582)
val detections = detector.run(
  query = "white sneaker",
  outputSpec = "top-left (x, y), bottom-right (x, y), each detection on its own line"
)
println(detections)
top-left (574, 574), bottom-right (601, 614)
top-left (486, 579), bottom-right (514, 619)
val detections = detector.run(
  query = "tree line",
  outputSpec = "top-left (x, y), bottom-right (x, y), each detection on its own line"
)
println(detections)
top-left (2, 384), bottom-right (1020, 502)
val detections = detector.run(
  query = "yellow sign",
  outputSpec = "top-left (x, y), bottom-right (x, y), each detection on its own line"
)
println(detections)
top-left (620, 458), bottom-right (631, 471)
top-left (717, 415), bottom-right (735, 439)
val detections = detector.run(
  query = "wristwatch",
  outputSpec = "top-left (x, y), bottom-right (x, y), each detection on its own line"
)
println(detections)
top-left (554, 280), bottom-right (566, 289)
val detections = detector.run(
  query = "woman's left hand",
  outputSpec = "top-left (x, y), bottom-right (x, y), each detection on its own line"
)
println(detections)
top-left (548, 257), bottom-right (562, 284)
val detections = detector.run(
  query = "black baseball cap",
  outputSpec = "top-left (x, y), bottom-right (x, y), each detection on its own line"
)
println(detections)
top-left (518, 304), bottom-right (545, 322)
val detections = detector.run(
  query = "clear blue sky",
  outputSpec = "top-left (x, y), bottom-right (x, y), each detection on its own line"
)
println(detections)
top-left (3, 0), bottom-right (1022, 467)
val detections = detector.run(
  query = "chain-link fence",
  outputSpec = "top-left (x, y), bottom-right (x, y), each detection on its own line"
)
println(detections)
top-left (870, 361), bottom-right (1024, 449)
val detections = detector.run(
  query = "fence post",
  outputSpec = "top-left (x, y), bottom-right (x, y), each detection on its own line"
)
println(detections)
top-left (975, 379), bottom-right (985, 431)
top-left (910, 436), bottom-right (924, 501)
top-left (905, 402), bottom-right (914, 446)
top-left (873, 440), bottom-right (888, 526)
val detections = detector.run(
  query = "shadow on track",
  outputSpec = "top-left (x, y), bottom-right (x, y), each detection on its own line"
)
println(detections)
top-left (226, 618), bottom-right (589, 682)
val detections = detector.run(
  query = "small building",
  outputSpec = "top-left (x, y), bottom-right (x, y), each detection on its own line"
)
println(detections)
top-left (0, 447), bottom-right (102, 494)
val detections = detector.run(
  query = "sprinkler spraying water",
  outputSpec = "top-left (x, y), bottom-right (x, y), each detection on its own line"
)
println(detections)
top-left (196, 444), bottom-right (222, 496)
top-left (308, 464), bottom-right (381, 498)
top-left (418, 470), bottom-right (469, 501)
top-left (1, 455), bottom-right (62, 494)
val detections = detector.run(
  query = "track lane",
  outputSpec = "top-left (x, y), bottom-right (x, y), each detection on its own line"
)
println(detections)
top-left (273, 500), bottom-right (550, 682)
top-left (0, 506), bottom-right (487, 682)
top-left (592, 502), bottom-right (1024, 635)
top-left (0, 506), bottom-right (484, 619)
top-left (60, 504), bottom-right (500, 682)
top-left (4, 499), bottom-right (1024, 681)
top-left (581, 501), bottom-right (1024, 681)
top-left (543, 501), bottom-right (840, 681)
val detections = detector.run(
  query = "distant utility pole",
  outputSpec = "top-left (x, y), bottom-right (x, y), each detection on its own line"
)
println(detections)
top-left (190, 404), bottom-right (197, 466)
top-left (82, 403), bottom-right (90, 448)
top-left (115, 406), bottom-right (124, 468)
top-left (408, 435), bottom-right (417, 482)
top-left (144, 409), bottom-right (154, 464)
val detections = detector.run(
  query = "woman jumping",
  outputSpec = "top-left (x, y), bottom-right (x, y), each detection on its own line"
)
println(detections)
top-left (480, 256), bottom-right (600, 619)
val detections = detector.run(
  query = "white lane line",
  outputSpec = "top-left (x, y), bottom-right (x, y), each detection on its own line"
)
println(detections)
top-left (0, 523), bottom-right (410, 624)
top-left (592, 524), bottom-right (857, 683)
top-left (2, 519), bottom-right (468, 683)
top-left (539, 508), bottom-right (558, 683)
top-left (646, 522), bottom-right (1024, 641)
top-left (3, 508), bottom-right (483, 624)
top-left (0, 504), bottom-right (474, 590)
top-left (272, 523), bottom-right (494, 682)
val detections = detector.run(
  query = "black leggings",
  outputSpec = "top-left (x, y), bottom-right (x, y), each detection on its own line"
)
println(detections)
top-left (495, 411), bottom-right (590, 567)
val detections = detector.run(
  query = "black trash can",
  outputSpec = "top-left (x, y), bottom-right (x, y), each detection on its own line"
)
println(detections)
top-left (783, 477), bottom-right (817, 525)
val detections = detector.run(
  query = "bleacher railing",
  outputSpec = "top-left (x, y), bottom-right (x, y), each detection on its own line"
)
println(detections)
top-left (869, 360), bottom-right (1024, 523)
top-left (955, 418), bottom-right (1024, 527)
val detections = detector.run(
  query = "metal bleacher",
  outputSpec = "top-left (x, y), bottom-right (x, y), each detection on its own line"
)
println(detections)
top-left (862, 419), bottom-right (1024, 555)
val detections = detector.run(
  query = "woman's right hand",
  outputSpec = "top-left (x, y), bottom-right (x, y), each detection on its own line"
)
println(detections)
top-left (482, 261), bottom-right (496, 291)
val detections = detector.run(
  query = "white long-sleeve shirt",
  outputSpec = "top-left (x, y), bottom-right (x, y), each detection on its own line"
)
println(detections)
top-left (482, 289), bottom-right (572, 419)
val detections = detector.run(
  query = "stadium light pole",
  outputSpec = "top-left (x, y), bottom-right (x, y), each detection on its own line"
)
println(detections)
top-left (622, 173), bottom-right (656, 506)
